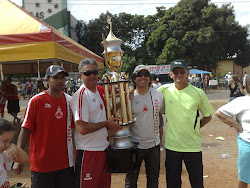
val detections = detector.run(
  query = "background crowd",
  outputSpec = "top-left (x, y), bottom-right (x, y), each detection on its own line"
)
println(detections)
top-left (0, 62), bottom-right (249, 188)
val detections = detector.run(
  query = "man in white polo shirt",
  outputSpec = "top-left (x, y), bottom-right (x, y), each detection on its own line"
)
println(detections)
top-left (158, 59), bottom-right (214, 188)
top-left (70, 58), bottom-right (122, 188)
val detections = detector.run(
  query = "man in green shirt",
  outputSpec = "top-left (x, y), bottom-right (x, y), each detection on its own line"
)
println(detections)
top-left (158, 59), bottom-right (214, 188)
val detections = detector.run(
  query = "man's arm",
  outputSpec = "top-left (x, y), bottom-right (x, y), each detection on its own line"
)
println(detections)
top-left (215, 110), bottom-right (243, 132)
top-left (239, 83), bottom-right (244, 95)
top-left (17, 127), bottom-right (31, 149)
top-left (76, 118), bottom-right (122, 136)
top-left (14, 127), bottom-right (31, 175)
top-left (200, 115), bottom-right (212, 128)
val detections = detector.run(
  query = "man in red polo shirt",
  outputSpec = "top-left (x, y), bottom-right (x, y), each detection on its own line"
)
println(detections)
top-left (16, 65), bottom-right (75, 188)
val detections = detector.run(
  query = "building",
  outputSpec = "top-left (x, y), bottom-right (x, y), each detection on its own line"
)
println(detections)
top-left (215, 59), bottom-right (250, 79)
top-left (23, 0), bottom-right (78, 41)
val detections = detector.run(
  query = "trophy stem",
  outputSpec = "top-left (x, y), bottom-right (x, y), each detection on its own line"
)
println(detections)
top-left (118, 82), bottom-right (128, 124)
top-left (125, 82), bottom-right (133, 122)
top-left (104, 84), bottom-right (111, 119)
top-left (111, 84), bottom-right (117, 119)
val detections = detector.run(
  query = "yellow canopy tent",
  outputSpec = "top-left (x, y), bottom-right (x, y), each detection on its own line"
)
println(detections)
top-left (0, 0), bottom-right (104, 79)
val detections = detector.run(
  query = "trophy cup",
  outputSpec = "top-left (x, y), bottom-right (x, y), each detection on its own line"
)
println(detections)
top-left (101, 16), bottom-right (136, 173)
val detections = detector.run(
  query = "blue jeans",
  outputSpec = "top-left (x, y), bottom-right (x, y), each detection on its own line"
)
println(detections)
top-left (225, 80), bottom-right (228, 90)
top-left (195, 82), bottom-right (201, 88)
top-left (125, 145), bottom-right (160, 188)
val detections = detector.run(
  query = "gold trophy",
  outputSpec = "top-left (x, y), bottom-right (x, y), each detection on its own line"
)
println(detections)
top-left (102, 16), bottom-right (136, 173)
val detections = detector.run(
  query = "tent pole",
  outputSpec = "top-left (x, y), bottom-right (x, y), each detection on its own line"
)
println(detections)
top-left (37, 60), bottom-right (41, 79)
top-left (70, 63), bottom-right (72, 72)
top-left (0, 64), bottom-right (3, 81)
top-left (61, 61), bottom-right (63, 68)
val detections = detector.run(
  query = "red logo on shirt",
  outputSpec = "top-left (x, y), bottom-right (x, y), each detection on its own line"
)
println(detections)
top-left (55, 106), bottom-right (63, 119)
top-left (143, 104), bottom-right (148, 112)
top-left (100, 103), bottom-right (103, 110)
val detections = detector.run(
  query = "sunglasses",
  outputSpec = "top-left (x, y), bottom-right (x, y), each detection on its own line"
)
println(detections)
top-left (81, 70), bottom-right (99, 76)
top-left (173, 70), bottom-right (186, 75)
top-left (136, 72), bottom-right (150, 77)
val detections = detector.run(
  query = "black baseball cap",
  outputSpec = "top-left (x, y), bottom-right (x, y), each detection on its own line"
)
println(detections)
top-left (45, 65), bottom-right (69, 79)
top-left (170, 59), bottom-right (187, 71)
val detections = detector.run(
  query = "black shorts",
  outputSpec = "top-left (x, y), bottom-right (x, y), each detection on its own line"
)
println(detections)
top-left (31, 167), bottom-right (74, 188)
top-left (7, 100), bottom-right (20, 114)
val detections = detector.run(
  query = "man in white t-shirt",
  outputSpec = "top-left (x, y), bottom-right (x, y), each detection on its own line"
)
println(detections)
top-left (224, 72), bottom-right (232, 90)
top-left (125, 65), bottom-right (164, 188)
top-left (70, 58), bottom-right (122, 188)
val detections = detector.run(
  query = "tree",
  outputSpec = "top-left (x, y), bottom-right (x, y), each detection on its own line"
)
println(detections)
top-left (74, 20), bottom-right (86, 44)
top-left (234, 39), bottom-right (250, 68)
top-left (120, 54), bottom-right (138, 76)
top-left (147, 0), bottom-right (250, 69)
top-left (75, 8), bottom-right (166, 75)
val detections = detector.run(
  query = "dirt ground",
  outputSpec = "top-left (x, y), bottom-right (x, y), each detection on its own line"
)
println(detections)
top-left (6, 90), bottom-right (240, 188)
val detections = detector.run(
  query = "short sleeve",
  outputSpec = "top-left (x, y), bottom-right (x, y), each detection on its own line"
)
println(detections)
top-left (218, 98), bottom-right (242, 117)
top-left (157, 86), bottom-right (164, 93)
top-left (21, 99), bottom-right (36, 132)
top-left (198, 91), bottom-right (214, 117)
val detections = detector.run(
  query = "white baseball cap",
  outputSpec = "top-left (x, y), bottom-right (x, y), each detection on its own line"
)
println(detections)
top-left (133, 65), bottom-right (150, 75)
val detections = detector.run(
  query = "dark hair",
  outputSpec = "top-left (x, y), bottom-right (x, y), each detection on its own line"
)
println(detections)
top-left (78, 58), bottom-right (98, 72)
top-left (246, 77), bottom-right (250, 94)
top-left (232, 75), bottom-right (238, 82)
top-left (229, 74), bottom-right (238, 86)
top-left (6, 77), bottom-right (12, 82)
top-left (0, 118), bottom-right (15, 135)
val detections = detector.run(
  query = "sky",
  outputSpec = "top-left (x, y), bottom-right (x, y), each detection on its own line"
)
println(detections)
top-left (9, 0), bottom-right (250, 27)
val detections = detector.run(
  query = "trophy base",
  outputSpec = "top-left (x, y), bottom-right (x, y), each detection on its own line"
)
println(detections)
top-left (106, 146), bottom-right (136, 173)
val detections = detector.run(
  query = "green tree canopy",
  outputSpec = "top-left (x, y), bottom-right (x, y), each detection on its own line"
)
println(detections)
top-left (147, 0), bottom-right (250, 69)
top-left (75, 0), bottom-right (250, 73)
top-left (74, 8), bottom-right (166, 75)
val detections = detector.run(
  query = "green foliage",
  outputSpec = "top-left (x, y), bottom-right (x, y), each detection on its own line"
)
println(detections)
top-left (120, 54), bottom-right (137, 76)
top-left (74, 20), bottom-right (86, 43)
top-left (74, 0), bottom-right (250, 71)
top-left (156, 38), bottom-right (186, 64)
top-left (147, 0), bottom-right (250, 69)
top-left (75, 7), bottom-right (166, 72)
top-left (234, 39), bottom-right (250, 68)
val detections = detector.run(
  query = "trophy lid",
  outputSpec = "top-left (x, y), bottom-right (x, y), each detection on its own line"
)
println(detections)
top-left (106, 30), bottom-right (122, 43)
top-left (101, 16), bottom-right (123, 53)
